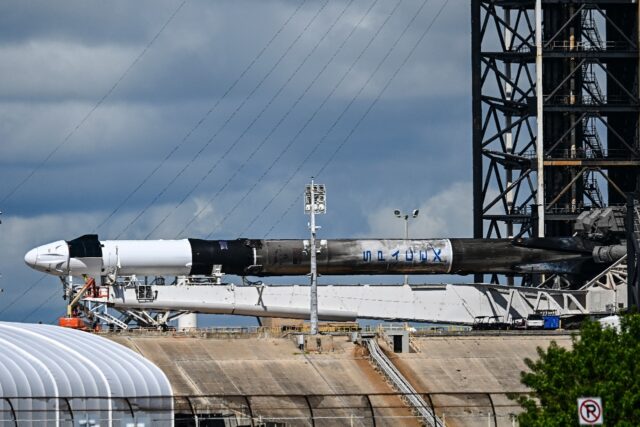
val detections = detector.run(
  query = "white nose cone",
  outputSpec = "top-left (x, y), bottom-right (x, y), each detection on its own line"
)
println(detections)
top-left (24, 248), bottom-right (38, 268)
top-left (24, 240), bottom-right (69, 274)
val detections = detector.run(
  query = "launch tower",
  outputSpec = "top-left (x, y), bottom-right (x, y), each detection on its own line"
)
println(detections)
top-left (471, 0), bottom-right (640, 287)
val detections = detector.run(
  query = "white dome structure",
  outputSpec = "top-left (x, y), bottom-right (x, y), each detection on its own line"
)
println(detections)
top-left (0, 322), bottom-right (173, 426)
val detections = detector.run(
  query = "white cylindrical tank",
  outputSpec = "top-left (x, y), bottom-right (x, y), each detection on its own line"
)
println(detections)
top-left (178, 313), bottom-right (198, 330)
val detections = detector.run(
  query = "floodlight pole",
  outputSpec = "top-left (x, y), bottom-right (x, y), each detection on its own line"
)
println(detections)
top-left (309, 179), bottom-right (319, 335)
top-left (403, 215), bottom-right (409, 286)
top-left (394, 209), bottom-right (419, 286)
top-left (305, 179), bottom-right (326, 335)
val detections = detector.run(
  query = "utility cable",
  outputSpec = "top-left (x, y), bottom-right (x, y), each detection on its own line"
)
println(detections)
top-left (21, 286), bottom-right (59, 323)
top-left (264, 0), bottom-right (448, 238)
top-left (171, 0), bottom-right (365, 238)
top-left (1, 0), bottom-right (187, 205)
top-left (201, 0), bottom-right (388, 238)
top-left (94, 0), bottom-right (307, 232)
top-left (116, 0), bottom-right (329, 238)
top-left (238, 0), bottom-right (416, 237)
top-left (316, 0), bottom-right (449, 177)
top-left (0, 275), bottom-right (46, 316)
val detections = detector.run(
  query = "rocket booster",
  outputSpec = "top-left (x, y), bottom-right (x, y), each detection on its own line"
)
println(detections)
top-left (24, 234), bottom-right (605, 278)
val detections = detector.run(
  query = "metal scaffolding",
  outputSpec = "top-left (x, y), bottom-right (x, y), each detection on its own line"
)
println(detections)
top-left (471, 0), bottom-right (640, 284)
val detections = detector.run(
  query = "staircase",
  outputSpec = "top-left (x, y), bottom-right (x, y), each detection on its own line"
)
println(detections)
top-left (92, 310), bottom-right (129, 330)
top-left (364, 338), bottom-right (443, 427)
top-left (583, 171), bottom-right (604, 208)
top-left (582, 117), bottom-right (604, 158)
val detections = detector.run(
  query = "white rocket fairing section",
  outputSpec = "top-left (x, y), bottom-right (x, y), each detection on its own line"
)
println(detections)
top-left (25, 238), bottom-right (192, 277)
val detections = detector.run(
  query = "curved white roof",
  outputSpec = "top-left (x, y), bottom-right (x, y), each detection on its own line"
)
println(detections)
top-left (0, 322), bottom-right (173, 399)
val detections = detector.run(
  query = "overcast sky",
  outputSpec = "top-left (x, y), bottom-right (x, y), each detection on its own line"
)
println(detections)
top-left (0, 0), bottom-right (472, 324)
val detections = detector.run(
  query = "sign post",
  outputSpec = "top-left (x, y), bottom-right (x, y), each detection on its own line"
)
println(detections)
top-left (578, 397), bottom-right (603, 425)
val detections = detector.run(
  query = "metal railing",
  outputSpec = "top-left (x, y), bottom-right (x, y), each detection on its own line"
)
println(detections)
top-left (513, 40), bottom-right (632, 53)
top-left (365, 339), bottom-right (443, 427)
top-left (544, 40), bottom-right (631, 51)
top-left (376, 323), bottom-right (470, 335)
top-left (0, 392), bottom-right (530, 427)
top-left (544, 94), bottom-right (636, 106)
top-left (94, 323), bottom-right (362, 338)
top-left (523, 148), bottom-right (638, 160)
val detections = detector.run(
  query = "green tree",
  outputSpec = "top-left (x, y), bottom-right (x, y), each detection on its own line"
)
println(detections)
top-left (516, 314), bottom-right (640, 426)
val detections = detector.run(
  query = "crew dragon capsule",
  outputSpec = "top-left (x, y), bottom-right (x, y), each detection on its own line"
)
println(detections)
top-left (24, 234), bottom-right (607, 278)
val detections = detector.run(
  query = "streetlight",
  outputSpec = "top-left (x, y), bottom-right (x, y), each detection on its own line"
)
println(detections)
top-left (393, 209), bottom-right (419, 285)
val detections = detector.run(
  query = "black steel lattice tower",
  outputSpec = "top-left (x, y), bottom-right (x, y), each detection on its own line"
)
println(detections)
top-left (472, 0), bottom-right (640, 284)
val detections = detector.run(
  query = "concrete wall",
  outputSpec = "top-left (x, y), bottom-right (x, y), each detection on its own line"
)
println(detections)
top-left (108, 334), bottom-right (417, 426)
top-left (106, 332), bottom-right (572, 427)
top-left (385, 333), bottom-right (573, 427)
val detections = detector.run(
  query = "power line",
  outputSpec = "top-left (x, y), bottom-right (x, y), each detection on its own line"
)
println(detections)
top-left (1, 0), bottom-right (187, 205)
top-left (264, 0), bottom-right (449, 238)
top-left (316, 0), bottom-right (449, 177)
top-left (0, 275), bottom-right (46, 316)
top-left (116, 0), bottom-right (330, 238)
top-left (239, 0), bottom-right (415, 237)
top-left (237, 0), bottom-right (402, 237)
top-left (202, 0), bottom-right (388, 238)
top-left (94, 0), bottom-right (308, 232)
top-left (173, 0), bottom-right (367, 238)
top-left (21, 287), bottom-right (60, 323)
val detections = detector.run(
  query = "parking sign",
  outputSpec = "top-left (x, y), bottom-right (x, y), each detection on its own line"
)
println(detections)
top-left (578, 397), bottom-right (603, 425)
